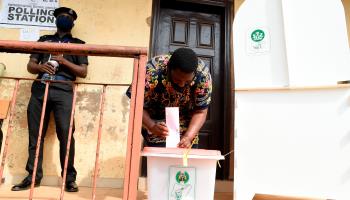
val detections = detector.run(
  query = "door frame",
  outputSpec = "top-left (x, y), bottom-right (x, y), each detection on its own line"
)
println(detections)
top-left (149, 0), bottom-right (234, 180)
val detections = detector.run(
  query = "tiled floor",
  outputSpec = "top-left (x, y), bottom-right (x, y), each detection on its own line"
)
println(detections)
top-left (0, 185), bottom-right (233, 200)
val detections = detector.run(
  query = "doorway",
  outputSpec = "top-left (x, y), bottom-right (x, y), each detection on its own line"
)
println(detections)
top-left (148, 0), bottom-right (233, 179)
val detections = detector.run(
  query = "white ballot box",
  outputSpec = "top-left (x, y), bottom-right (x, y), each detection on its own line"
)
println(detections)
top-left (142, 147), bottom-right (224, 200)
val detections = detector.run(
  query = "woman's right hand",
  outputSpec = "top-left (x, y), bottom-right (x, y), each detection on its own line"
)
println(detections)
top-left (149, 122), bottom-right (168, 138)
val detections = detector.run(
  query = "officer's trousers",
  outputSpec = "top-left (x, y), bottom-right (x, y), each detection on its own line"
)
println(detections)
top-left (25, 84), bottom-right (77, 183)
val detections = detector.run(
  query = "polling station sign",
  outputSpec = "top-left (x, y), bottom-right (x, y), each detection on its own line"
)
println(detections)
top-left (0, 0), bottom-right (59, 29)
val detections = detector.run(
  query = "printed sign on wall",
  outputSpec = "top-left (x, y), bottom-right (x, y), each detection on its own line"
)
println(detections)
top-left (0, 0), bottom-right (59, 29)
top-left (168, 166), bottom-right (196, 200)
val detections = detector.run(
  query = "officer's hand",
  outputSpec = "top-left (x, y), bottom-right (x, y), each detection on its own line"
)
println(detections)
top-left (149, 122), bottom-right (168, 138)
top-left (178, 136), bottom-right (193, 148)
top-left (51, 54), bottom-right (67, 65)
top-left (39, 63), bottom-right (55, 74)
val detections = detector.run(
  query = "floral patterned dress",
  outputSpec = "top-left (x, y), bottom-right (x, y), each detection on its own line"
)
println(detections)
top-left (127, 54), bottom-right (212, 146)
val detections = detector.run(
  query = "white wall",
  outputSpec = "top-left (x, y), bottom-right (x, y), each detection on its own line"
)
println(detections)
top-left (233, 0), bottom-right (289, 88)
top-left (235, 88), bottom-right (350, 199)
top-left (233, 0), bottom-right (350, 88)
top-left (233, 0), bottom-right (350, 199)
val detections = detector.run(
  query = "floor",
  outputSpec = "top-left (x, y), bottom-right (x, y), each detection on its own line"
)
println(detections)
top-left (0, 185), bottom-right (233, 200)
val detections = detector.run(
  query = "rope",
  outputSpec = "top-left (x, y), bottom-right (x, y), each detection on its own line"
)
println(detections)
top-left (217, 149), bottom-right (234, 168)
top-left (182, 137), bottom-right (198, 167)
top-left (182, 136), bottom-right (234, 168)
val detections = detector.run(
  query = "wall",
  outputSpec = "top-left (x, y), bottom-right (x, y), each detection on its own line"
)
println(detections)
top-left (343, 0), bottom-right (350, 47)
top-left (234, 0), bottom-right (245, 14)
top-left (235, 0), bottom-right (350, 47)
top-left (235, 87), bottom-right (350, 199)
top-left (233, 0), bottom-right (350, 199)
top-left (0, 0), bottom-right (152, 187)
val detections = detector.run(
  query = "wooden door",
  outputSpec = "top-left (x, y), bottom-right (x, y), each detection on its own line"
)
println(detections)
top-left (154, 5), bottom-right (224, 152)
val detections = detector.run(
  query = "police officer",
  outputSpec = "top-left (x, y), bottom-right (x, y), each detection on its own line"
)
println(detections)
top-left (12, 7), bottom-right (88, 192)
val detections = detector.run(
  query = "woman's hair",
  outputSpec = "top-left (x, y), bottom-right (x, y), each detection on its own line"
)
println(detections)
top-left (167, 48), bottom-right (198, 73)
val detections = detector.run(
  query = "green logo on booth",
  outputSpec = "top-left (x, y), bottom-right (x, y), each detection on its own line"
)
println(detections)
top-left (175, 171), bottom-right (189, 184)
top-left (251, 29), bottom-right (265, 42)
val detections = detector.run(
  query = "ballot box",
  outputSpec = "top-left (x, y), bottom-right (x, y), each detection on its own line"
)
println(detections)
top-left (142, 147), bottom-right (224, 200)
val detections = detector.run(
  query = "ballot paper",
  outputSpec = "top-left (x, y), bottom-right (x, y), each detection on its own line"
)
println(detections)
top-left (166, 107), bottom-right (180, 148)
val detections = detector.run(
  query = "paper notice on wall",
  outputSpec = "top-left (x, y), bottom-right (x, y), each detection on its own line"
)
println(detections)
top-left (20, 27), bottom-right (40, 41)
top-left (246, 27), bottom-right (270, 55)
top-left (0, 0), bottom-right (59, 30)
top-left (166, 107), bottom-right (180, 148)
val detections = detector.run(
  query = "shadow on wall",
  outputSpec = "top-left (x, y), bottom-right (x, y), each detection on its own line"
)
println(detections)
top-left (121, 93), bottom-right (130, 123)
top-left (100, 87), bottom-right (130, 142)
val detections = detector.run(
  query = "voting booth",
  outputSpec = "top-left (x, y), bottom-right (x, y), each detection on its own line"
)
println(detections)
top-left (234, 0), bottom-right (350, 199)
top-left (142, 147), bottom-right (224, 200)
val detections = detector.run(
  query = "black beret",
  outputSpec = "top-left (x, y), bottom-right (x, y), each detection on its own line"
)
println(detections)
top-left (53, 7), bottom-right (77, 20)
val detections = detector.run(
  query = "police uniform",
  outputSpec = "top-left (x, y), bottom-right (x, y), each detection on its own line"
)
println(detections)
top-left (25, 33), bottom-right (88, 183)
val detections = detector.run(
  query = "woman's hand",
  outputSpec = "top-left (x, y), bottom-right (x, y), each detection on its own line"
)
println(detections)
top-left (51, 54), bottom-right (67, 65)
top-left (38, 63), bottom-right (56, 74)
top-left (149, 122), bottom-right (168, 138)
top-left (178, 135), bottom-right (193, 148)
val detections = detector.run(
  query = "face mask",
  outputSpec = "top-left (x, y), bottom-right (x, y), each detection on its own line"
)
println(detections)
top-left (56, 15), bottom-right (74, 31)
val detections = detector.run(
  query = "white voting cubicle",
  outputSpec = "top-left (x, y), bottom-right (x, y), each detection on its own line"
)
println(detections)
top-left (233, 0), bottom-right (350, 199)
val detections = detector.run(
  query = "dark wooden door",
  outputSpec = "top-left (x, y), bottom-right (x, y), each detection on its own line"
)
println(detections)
top-left (154, 8), bottom-right (224, 152)
top-left (147, 0), bottom-right (234, 180)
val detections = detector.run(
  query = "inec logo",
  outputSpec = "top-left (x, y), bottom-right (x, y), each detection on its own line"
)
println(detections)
top-left (251, 29), bottom-right (265, 42)
top-left (176, 171), bottom-right (189, 184)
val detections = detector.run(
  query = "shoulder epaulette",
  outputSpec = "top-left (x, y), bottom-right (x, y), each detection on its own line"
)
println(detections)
top-left (38, 34), bottom-right (55, 41)
top-left (72, 37), bottom-right (86, 44)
